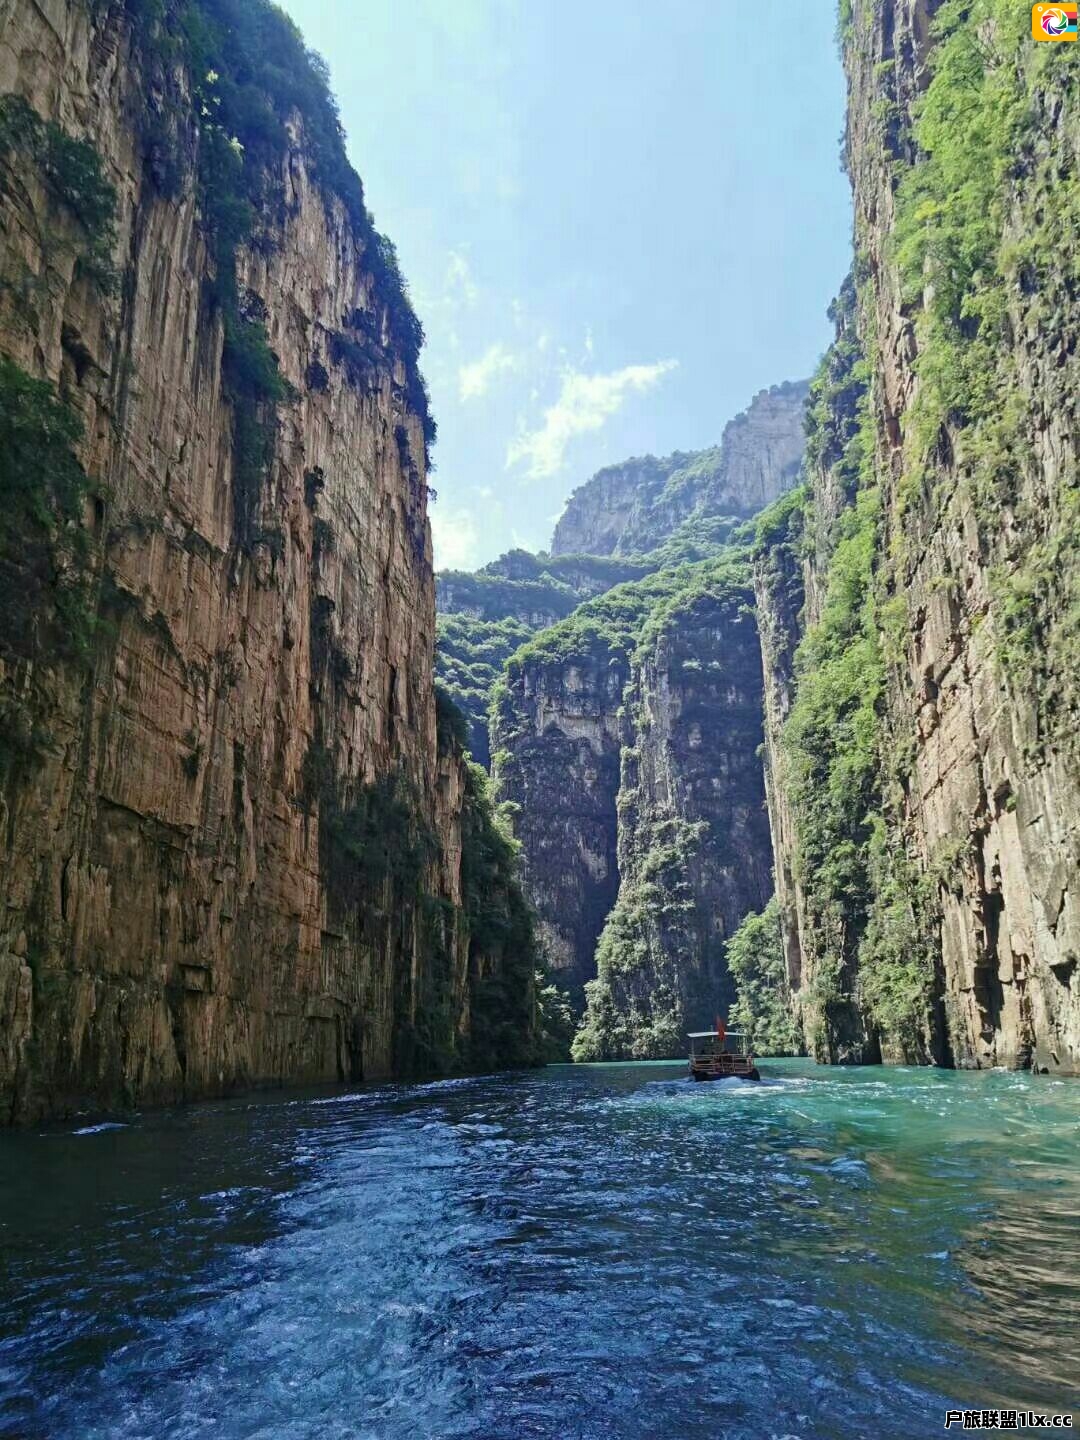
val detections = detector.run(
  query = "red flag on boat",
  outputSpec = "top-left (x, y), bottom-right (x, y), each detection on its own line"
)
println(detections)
top-left (715, 1016), bottom-right (726, 1044)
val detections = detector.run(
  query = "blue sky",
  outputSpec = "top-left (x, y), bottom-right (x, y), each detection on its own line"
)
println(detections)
top-left (279, 0), bottom-right (852, 570)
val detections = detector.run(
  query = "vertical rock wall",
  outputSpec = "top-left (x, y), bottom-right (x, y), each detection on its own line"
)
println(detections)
top-left (573, 575), bottom-right (774, 1058)
top-left (0, 0), bottom-right (534, 1123)
top-left (491, 645), bottom-right (626, 1006)
top-left (754, 0), bottom-right (1080, 1073)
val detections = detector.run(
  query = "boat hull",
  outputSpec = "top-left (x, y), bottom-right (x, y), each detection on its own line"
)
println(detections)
top-left (688, 1060), bottom-right (760, 1082)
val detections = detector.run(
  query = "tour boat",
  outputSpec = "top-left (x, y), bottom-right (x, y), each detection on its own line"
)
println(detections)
top-left (687, 1025), bottom-right (760, 1082)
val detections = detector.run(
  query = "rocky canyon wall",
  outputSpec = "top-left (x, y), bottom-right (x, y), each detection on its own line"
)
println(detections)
top-left (0, 0), bottom-right (537, 1123)
top-left (572, 566), bottom-right (774, 1059)
top-left (482, 382), bottom-right (809, 1035)
top-left (753, 0), bottom-right (1080, 1073)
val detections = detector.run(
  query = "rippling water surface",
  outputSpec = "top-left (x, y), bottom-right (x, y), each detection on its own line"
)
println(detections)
top-left (1, 1060), bottom-right (1078, 1439)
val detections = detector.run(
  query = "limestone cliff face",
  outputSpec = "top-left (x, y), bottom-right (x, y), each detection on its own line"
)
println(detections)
top-left (573, 575), bottom-right (774, 1059)
top-left (550, 381), bottom-right (809, 558)
top-left (755, 0), bottom-right (1080, 1073)
top-left (484, 382), bottom-right (809, 1024)
top-left (753, 499), bottom-right (811, 1024)
top-left (490, 644), bottom-right (626, 1005)
top-left (0, 1), bottom-right (535, 1123)
top-left (857, 2), bottom-right (1079, 1072)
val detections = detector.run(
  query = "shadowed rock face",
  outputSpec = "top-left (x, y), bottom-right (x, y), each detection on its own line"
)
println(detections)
top-left (550, 380), bottom-right (809, 559)
top-left (0, 2), bottom-right (535, 1123)
top-left (573, 581), bottom-right (775, 1059)
top-left (481, 383), bottom-right (808, 1023)
top-left (491, 647), bottom-right (627, 1007)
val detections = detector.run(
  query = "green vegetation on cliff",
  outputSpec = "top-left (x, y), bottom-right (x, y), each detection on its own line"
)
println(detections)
top-left (437, 538), bottom-right (745, 767)
top-left (0, 96), bottom-right (119, 776)
top-left (0, 358), bottom-right (100, 777)
top-left (0, 95), bottom-right (117, 291)
top-left (571, 812), bottom-right (708, 1063)
top-left (753, 292), bottom-right (938, 1062)
top-left (123, 0), bottom-right (434, 546)
top-left (505, 557), bottom-right (746, 679)
top-left (727, 900), bottom-right (800, 1056)
top-left (747, 0), bottom-right (1080, 1065)
top-left (890, 0), bottom-right (1080, 752)
top-left (304, 692), bottom-right (551, 1075)
top-left (570, 560), bottom-right (768, 1061)
top-left (436, 615), bottom-right (532, 767)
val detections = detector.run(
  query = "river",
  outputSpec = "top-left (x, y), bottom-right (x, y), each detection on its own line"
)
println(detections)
top-left (0, 1060), bottom-right (1077, 1439)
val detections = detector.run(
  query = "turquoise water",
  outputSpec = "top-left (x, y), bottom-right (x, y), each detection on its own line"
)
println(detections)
top-left (0, 1059), bottom-right (1077, 1439)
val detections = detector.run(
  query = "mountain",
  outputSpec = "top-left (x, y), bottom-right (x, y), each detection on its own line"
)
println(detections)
top-left (550, 381), bottom-right (809, 558)
top-left (437, 384), bottom-right (809, 1041)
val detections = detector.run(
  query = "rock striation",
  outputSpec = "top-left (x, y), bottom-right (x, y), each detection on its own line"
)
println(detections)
top-left (0, 0), bottom-right (537, 1123)
top-left (572, 568), bottom-right (774, 1058)
top-left (753, 0), bottom-right (1080, 1073)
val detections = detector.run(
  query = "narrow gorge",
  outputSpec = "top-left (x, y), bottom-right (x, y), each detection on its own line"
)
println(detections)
top-left (435, 3), bottom-right (1080, 1077)
top-left (3, 0), bottom-right (1079, 1134)
top-left (438, 384), bottom-right (809, 1051)
top-left (4, 4), bottom-right (1080, 1435)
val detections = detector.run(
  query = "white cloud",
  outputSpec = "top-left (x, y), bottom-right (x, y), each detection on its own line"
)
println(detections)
top-left (458, 343), bottom-right (519, 401)
top-left (444, 250), bottom-right (478, 307)
top-left (506, 359), bottom-right (678, 479)
top-left (430, 506), bottom-right (479, 571)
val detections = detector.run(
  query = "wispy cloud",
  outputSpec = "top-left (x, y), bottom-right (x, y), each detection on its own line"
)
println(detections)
top-left (444, 250), bottom-right (478, 307)
top-left (430, 506), bottom-right (479, 571)
top-left (458, 343), bottom-right (519, 402)
top-left (506, 360), bottom-right (678, 479)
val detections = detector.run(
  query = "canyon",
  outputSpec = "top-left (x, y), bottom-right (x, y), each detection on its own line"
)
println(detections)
top-left (440, 385), bottom-right (809, 1048)
top-left (2, 0), bottom-right (1078, 1128)
top-left (437, 2), bottom-right (1080, 1075)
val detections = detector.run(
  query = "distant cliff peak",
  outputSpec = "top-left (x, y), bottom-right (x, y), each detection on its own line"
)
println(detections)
top-left (550, 379), bottom-right (810, 558)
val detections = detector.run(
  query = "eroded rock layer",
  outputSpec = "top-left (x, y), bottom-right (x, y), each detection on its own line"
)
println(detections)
top-left (0, 1), bottom-right (536, 1123)
top-left (754, 0), bottom-right (1080, 1073)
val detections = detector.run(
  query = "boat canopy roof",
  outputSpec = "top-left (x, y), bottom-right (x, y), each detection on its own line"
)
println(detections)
top-left (687, 1030), bottom-right (747, 1038)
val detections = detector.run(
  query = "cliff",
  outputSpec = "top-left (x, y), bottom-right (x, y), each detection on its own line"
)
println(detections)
top-left (474, 381), bottom-right (808, 1023)
top-left (488, 588), bottom-right (652, 1004)
top-left (436, 550), bottom-right (653, 766)
top-left (753, 0), bottom-right (1080, 1073)
top-left (572, 563), bottom-right (774, 1059)
top-left (0, 0), bottom-right (538, 1123)
top-left (489, 555), bottom-right (777, 1019)
top-left (550, 380), bottom-right (809, 558)
top-left (437, 391), bottom-right (809, 773)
